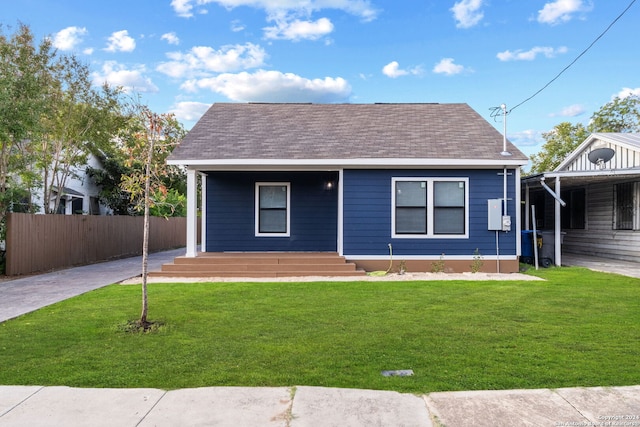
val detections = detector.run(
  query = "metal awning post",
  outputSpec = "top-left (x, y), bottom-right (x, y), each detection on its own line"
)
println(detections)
top-left (554, 176), bottom-right (562, 266)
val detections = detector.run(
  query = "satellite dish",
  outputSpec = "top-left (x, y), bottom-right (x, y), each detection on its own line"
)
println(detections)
top-left (588, 147), bottom-right (615, 167)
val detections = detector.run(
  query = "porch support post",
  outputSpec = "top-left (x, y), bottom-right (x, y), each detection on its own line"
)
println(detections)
top-left (554, 176), bottom-right (562, 266)
top-left (199, 172), bottom-right (207, 253)
top-left (185, 168), bottom-right (198, 258)
top-left (337, 169), bottom-right (344, 256)
top-left (515, 168), bottom-right (522, 256)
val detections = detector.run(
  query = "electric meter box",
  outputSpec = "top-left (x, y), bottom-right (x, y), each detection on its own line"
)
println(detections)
top-left (488, 199), bottom-right (503, 230)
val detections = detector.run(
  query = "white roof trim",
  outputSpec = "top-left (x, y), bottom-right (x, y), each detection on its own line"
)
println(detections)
top-left (168, 158), bottom-right (528, 168)
top-left (544, 167), bottom-right (640, 179)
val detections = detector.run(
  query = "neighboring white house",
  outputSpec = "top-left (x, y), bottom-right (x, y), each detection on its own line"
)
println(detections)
top-left (522, 133), bottom-right (640, 265)
top-left (31, 153), bottom-right (112, 215)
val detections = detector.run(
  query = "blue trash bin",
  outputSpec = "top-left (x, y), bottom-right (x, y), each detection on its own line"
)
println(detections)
top-left (521, 230), bottom-right (534, 264)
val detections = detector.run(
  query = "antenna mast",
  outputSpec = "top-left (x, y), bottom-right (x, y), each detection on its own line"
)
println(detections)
top-left (500, 104), bottom-right (511, 157)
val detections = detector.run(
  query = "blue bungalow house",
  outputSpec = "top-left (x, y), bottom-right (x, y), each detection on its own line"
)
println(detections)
top-left (166, 103), bottom-right (528, 275)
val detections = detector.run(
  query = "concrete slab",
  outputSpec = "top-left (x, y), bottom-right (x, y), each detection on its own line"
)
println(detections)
top-left (555, 386), bottom-right (640, 425)
top-left (138, 386), bottom-right (292, 427)
top-left (424, 388), bottom-right (582, 427)
top-left (0, 386), bottom-right (165, 427)
top-left (290, 386), bottom-right (432, 427)
top-left (0, 386), bottom-right (42, 416)
top-left (0, 248), bottom-right (185, 323)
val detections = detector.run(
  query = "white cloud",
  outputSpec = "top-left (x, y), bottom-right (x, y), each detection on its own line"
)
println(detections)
top-left (508, 130), bottom-right (543, 147)
top-left (264, 17), bottom-right (334, 40)
top-left (537, 0), bottom-right (593, 25)
top-left (157, 43), bottom-right (267, 78)
top-left (550, 104), bottom-right (586, 117)
top-left (105, 30), bottom-right (136, 52)
top-left (616, 87), bottom-right (640, 98)
top-left (451, 0), bottom-right (484, 29)
top-left (231, 20), bottom-right (245, 32)
top-left (52, 26), bottom-right (88, 51)
top-left (382, 61), bottom-right (422, 78)
top-left (433, 58), bottom-right (464, 75)
top-left (92, 61), bottom-right (158, 93)
top-left (497, 46), bottom-right (568, 61)
top-left (169, 101), bottom-right (212, 122)
top-left (171, 0), bottom-right (378, 22)
top-left (161, 32), bottom-right (180, 45)
top-left (180, 69), bottom-right (352, 103)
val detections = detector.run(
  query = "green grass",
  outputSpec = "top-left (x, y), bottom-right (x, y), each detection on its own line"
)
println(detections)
top-left (0, 266), bottom-right (638, 393)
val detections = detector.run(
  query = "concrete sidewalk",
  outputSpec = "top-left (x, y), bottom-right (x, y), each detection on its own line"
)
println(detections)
top-left (1, 384), bottom-right (639, 426)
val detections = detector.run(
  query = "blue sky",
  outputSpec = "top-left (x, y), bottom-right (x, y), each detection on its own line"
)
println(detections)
top-left (3, 0), bottom-right (639, 157)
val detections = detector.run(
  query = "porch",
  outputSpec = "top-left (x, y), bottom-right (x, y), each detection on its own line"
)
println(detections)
top-left (150, 252), bottom-right (366, 278)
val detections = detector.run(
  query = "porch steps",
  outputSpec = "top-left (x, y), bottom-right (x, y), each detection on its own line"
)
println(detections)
top-left (150, 252), bottom-right (366, 278)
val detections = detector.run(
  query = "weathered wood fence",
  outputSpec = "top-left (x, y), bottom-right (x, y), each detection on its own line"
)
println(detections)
top-left (5, 213), bottom-right (191, 276)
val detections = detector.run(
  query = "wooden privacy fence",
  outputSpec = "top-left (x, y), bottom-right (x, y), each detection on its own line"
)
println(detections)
top-left (6, 213), bottom-right (190, 276)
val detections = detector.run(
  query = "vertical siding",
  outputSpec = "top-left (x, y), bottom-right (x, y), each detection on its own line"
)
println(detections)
top-left (562, 181), bottom-right (640, 262)
top-left (206, 171), bottom-right (338, 252)
top-left (5, 213), bottom-right (189, 276)
top-left (342, 169), bottom-right (519, 256)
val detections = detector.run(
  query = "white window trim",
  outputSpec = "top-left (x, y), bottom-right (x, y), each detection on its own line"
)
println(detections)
top-left (255, 182), bottom-right (291, 237)
top-left (391, 177), bottom-right (469, 239)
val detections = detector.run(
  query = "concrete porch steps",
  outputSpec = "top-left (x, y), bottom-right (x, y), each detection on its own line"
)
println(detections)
top-left (150, 252), bottom-right (367, 278)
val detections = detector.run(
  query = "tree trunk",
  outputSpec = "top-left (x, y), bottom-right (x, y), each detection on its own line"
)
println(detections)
top-left (139, 133), bottom-right (154, 326)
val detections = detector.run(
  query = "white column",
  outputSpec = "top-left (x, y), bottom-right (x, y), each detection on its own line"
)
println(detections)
top-left (555, 176), bottom-right (562, 266)
top-left (337, 169), bottom-right (344, 256)
top-left (186, 168), bottom-right (198, 257)
top-left (515, 168), bottom-right (522, 256)
top-left (199, 172), bottom-right (207, 253)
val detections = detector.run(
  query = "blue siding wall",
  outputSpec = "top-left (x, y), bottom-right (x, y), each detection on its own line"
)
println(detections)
top-left (342, 169), bottom-right (518, 256)
top-left (206, 171), bottom-right (338, 252)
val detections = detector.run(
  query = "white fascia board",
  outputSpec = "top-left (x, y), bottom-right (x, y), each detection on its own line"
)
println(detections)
top-left (545, 168), bottom-right (640, 179)
top-left (168, 158), bottom-right (528, 169)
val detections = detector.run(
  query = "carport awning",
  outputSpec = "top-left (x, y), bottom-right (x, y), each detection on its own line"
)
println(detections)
top-left (522, 167), bottom-right (640, 188)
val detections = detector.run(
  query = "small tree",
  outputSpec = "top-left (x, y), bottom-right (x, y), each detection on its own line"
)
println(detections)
top-left (120, 103), bottom-right (185, 328)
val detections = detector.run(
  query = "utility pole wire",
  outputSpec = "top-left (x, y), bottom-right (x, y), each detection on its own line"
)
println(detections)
top-left (507, 0), bottom-right (637, 115)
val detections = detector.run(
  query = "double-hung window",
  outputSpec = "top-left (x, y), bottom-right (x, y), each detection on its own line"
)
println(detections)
top-left (392, 177), bottom-right (468, 238)
top-left (256, 183), bottom-right (290, 236)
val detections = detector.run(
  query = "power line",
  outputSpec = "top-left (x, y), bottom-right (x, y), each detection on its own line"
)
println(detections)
top-left (507, 0), bottom-right (637, 115)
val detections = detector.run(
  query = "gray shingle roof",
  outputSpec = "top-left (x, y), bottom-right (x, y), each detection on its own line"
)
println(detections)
top-left (168, 103), bottom-right (528, 165)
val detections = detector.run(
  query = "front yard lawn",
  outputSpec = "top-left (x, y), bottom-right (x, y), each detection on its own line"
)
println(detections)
top-left (0, 266), bottom-right (638, 394)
